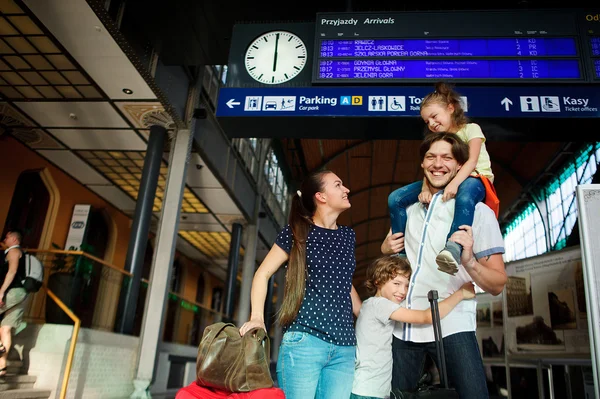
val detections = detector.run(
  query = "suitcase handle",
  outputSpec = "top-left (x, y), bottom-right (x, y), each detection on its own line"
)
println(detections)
top-left (428, 290), bottom-right (449, 389)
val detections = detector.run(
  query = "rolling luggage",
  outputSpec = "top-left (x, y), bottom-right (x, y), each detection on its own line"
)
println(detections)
top-left (391, 290), bottom-right (459, 398)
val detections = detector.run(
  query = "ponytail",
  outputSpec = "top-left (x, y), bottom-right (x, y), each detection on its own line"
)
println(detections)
top-left (421, 81), bottom-right (468, 129)
top-left (277, 170), bottom-right (331, 326)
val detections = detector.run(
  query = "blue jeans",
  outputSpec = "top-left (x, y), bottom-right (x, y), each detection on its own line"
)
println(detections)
top-left (391, 332), bottom-right (488, 399)
top-left (277, 331), bottom-right (356, 399)
top-left (350, 394), bottom-right (382, 399)
top-left (388, 177), bottom-right (485, 247)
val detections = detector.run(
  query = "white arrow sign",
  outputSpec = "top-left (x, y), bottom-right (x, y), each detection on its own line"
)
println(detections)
top-left (226, 99), bottom-right (241, 108)
top-left (501, 97), bottom-right (513, 111)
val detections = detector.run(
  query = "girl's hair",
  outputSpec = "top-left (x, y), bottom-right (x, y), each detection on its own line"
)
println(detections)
top-left (364, 256), bottom-right (412, 296)
top-left (421, 82), bottom-right (468, 129)
top-left (277, 169), bottom-right (332, 327)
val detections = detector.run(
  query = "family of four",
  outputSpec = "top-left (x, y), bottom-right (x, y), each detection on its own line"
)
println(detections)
top-left (240, 82), bottom-right (507, 399)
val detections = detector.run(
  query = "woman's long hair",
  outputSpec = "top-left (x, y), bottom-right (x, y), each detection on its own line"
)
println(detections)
top-left (277, 169), bottom-right (331, 327)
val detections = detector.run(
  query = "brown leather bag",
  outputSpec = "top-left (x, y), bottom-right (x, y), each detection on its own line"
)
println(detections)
top-left (196, 322), bottom-right (273, 392)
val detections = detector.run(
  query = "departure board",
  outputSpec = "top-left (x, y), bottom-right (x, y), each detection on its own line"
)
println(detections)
top-left (319, 59), bottom-right (580, 80)
top-left (313, 11), bottom-right (588, 83)
top-left (591, 37), bottom-right (600, 57)
top-left (320, 38), bottom-right (578, 58)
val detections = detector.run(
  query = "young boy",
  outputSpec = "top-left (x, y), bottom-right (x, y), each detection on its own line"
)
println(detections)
top-left (351, 256), bottom-right (475, 399)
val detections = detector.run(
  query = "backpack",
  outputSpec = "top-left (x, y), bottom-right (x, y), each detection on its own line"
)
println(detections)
top-left (21, 252), bottom-right (44, 293)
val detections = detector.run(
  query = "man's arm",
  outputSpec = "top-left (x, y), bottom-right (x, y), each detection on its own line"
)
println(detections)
top-left (0, 250), bottom-right (20, 304)
top-left (450, 225), bottom-right (507, 296)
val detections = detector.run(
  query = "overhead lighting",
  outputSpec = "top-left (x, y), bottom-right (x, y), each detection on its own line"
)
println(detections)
top-left (122, 88), bottom-right (133, 95)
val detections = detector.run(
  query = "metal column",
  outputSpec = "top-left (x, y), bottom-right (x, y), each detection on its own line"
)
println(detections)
top-left (130, 128), bottom-right (193, 399)
top-left (224, 222), bottom-right (243, 321)
top-left (271, 268), bottom-right (285, 362)
top-left (236, 222), bottom-right (258, 326)
top-left (117, 124), bottom-right (166, 334)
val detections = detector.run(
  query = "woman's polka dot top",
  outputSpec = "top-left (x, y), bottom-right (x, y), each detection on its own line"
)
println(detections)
top-left (276, 224), bottom-right (357, 346)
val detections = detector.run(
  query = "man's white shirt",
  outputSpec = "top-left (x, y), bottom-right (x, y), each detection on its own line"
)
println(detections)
top-left (393, 192), bottom-right (505, 343)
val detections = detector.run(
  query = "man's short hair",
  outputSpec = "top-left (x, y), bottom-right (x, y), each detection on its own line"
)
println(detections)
top-left (7, 229), bottom-right (23, 244)
top-left (419, 132), bottom-right (469, 165)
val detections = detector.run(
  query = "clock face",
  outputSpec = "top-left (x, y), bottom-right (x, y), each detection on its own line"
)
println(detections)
top-left (245, 31), bottom-right (307, 84)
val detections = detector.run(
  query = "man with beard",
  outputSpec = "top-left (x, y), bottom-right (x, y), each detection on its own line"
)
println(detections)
top-left (381, 132), bottom-right (507, 399)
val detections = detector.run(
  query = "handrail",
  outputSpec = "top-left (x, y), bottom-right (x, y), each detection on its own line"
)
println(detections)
top-left (26, 249), bottom-right (133, 276)
top-left (141, 278), bottom-right (226, 318)
top-left (46, 288), bottom-right (80, 399)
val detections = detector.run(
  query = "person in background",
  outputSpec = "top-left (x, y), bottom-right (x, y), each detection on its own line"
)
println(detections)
top-left (0, 229), bottom-right (29, 376)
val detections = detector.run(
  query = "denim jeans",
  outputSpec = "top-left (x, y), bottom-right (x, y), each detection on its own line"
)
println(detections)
top-left (449, 177), bottom-right (485, 242)
top-left (391, 332), bottom-right (488, 399)
top-left (277, 331), bottom-right (356, 399)
top-left (388, 181), bottom-right (422, 238)
top-left (350, 393), bottom-right (382, 399)
top-left (388, 177), bottom-right (485, 245)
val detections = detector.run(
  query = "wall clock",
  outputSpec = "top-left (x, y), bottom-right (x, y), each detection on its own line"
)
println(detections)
top-left (245, 31), bottom-right (307, 84)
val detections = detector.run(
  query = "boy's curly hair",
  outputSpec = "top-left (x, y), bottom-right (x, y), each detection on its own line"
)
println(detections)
top-left (364, 256), bottom-right (412, 296)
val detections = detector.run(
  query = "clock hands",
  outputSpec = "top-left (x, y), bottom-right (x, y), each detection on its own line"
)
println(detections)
top-left (272, 33), bottom-right (280, 72)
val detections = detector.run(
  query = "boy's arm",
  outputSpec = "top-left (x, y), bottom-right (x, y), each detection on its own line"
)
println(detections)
top-left (389, 283), bottom-right (475, 324)
top-left (442, 138), bottom-right (483, 202)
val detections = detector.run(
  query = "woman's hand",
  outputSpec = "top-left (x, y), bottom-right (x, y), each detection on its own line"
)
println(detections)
top-left (240, 319), bottom-right (266, 336)
top-left (460, 282), bottom-right (476, 300)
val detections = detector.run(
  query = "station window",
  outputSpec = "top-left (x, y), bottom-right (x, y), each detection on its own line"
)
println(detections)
top-left (502, 142), bottom-right (600, 262)
top-left (264, 147), bottom-right (289, 212)
top-left (503, 204), bottom-right (547, 263)
top-left (544, 143), bottom-right (599, 250)
top-left (233, 138), bottom-right (261, 181)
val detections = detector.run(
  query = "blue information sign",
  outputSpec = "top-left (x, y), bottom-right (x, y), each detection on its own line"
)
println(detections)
top-left (217, 86), bottom-right (600, 118)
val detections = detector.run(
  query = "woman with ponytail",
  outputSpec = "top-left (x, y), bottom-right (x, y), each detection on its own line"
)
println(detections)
top-left (240, 170), bottom-right (361, 399)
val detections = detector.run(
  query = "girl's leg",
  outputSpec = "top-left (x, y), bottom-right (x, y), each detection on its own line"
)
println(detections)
top-left (436, 177), bottom-right (485, 272)
top-left (388, 181), bottom-right (423, 254)
top-left (277, 332), bottom-right (327, 399)
top-left (315, 343), bottom-right (356, 399)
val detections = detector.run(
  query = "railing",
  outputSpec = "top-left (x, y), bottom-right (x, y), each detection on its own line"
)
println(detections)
top-left (150, 280), bottom-right (224, 346)
top-left (45, 288), bottom-right (80, 399)
top-left (25, 249), bottom-right (133, 332)
top-left (24, 249), bottom-right (225, 338)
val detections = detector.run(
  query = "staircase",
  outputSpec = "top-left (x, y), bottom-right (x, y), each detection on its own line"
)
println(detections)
top-left (0, 360), bottom-right (51, 399)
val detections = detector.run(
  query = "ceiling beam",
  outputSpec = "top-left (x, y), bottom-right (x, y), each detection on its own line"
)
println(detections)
top-left (293, 138), bottom-right (309, 175)
top-left (310, 139), bottom-right (370, 173)
top-left (349, 181), bottom-right (412, 198)
top-left (351, 215), bottom-right (389, 230)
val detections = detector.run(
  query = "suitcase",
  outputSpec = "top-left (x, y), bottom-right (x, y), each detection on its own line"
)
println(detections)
top-left (175, 382), bottom-right (285, 399)
top-left (390, 290), bottom-right (459, 398)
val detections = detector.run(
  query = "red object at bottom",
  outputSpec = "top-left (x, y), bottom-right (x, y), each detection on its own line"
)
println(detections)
top-left (175, 382), bottom-right (285, 399)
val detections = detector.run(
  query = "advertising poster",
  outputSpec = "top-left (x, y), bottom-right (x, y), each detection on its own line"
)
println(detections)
top-left (476, 292), bottom-right (505, 360)
top-left (503, 247), bottom-right (590, 356)
top-left (64, 204), bottom-right (91, 251)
